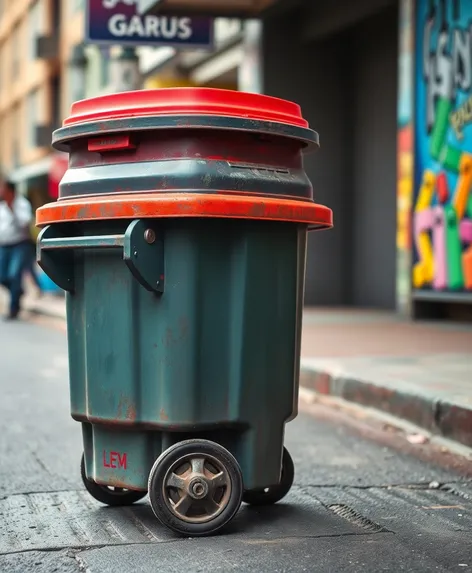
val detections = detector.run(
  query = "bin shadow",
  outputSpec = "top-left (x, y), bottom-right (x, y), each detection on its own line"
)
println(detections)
top-left (105, 490), bottom-right (353, 541)
top-left (226, 503), bottom-right (307, 535)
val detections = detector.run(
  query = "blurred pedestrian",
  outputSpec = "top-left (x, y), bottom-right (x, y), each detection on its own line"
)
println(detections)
top-left (0, 179), bottom-right (33, 320)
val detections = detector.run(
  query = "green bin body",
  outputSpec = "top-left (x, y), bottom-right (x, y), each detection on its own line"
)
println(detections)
top-left (37, 88), bottom-right (332, 534)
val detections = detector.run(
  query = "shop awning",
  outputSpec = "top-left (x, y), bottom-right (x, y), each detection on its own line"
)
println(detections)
top-left (138, 0), bottom-right (280, 17)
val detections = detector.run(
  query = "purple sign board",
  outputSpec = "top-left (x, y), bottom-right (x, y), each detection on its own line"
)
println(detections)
top-left (86, 0), bottom-right (213, 48)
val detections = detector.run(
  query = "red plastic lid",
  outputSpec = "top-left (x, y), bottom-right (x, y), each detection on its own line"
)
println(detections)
top-left (63, 88), bottom-right (309, 129)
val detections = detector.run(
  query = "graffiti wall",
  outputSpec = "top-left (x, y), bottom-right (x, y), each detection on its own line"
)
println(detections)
top-left (397, 0), bottom-right (414, 314)
top-left (413, 0), bottom-right (472, 294)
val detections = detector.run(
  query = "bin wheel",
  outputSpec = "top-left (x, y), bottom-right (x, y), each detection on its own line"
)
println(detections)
top-left (242, 447), bottom-right (294, 506)
top-left (148, 439), bottom-right (243, 537)
top-left (80, 454), bottom-right (147, 507)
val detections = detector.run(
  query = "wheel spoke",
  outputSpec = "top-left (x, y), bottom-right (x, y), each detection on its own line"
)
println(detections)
top-left (166, 472), bottom-right (186, 491)
top-left (202, 497), bottom-right (221, 517)
top-left (191, 457), bottom-right (205, 475)
top-left (173, 493), bottom-right (193, 516)
top-left (209, 471), bottom-right (227, 489)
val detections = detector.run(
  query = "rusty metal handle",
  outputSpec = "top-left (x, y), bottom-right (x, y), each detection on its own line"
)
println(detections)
top-left (37, 220), bottom-right (164, 294)
top-left (39, 234), bottom-right (125, 251)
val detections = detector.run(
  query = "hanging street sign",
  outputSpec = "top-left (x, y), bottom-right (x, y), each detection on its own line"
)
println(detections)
top-left (86, 0), bottom-right (213, 48)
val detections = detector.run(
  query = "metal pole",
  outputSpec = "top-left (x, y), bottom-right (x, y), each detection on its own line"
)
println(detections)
top-left (238, 19), bottom-right (263, 94)
top-left (109, 47), bottom-right (142, 92)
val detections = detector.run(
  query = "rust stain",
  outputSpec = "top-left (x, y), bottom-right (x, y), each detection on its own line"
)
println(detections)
top-left (159, 408), bottom-right (169, 421)
top-left (126, 403), bottom-right (137, 422)
top-left (96, 476), bottom-right (144, 491)
top-left (76, 206), bottom-right (89, 220)
top-left (115, 395), bottom-right (137, 422)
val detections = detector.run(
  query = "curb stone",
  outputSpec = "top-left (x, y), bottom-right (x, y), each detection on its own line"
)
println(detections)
top-left (300, 363), bottom-right (472, 449)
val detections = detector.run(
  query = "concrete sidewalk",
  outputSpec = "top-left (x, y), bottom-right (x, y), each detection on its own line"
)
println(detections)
top-left (301, 308), bottom-right (472, 449)
top-left (23, 291), bottom-right (66, 320)
top-left (4, 289), bottom-right (472, 448)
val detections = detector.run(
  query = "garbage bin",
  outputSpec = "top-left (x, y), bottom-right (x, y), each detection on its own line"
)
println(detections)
top-left (36, 88), bottom-right (332, 536)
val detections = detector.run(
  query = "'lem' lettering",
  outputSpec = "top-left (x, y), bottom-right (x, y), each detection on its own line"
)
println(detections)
top-left (103, 450), bottom-right (127, 469)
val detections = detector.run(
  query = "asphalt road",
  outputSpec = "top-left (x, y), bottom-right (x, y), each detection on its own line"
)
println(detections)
top-left (0, 318), bottom-right (471, 572)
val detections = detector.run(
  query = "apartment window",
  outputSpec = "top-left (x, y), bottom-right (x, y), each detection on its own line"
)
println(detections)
top-left (51, 76), bottom-right (60, 130)
top-left (28, 0), bottom-right (46, 60)
top-left (12, 105), bottom-right (20, 168)
top-left (68, 45), bottom-right (87, 105)
top-left (11, 26), bottom-right (20, 79)
top-left (52, 0), bottom-right (60, 31)
top-left (27, 89), bottom-right (39, 148)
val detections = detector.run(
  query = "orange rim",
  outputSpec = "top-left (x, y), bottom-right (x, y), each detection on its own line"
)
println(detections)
top-left (36, 193), bottom-right (332, 228)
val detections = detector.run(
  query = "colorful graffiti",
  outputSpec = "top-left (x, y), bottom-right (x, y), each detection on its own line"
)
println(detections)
top-left (397, 0), bottom-right (414, 313)
top-left (413, 0), bottom-right (472, 292)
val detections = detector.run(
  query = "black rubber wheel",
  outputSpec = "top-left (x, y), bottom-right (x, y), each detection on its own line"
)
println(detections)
top-left (80, 453), bottom-right (147, 507)
top-left (242, 447), bottom-right (294, 506)
top-left (148, 439), bottom-right (243, 537)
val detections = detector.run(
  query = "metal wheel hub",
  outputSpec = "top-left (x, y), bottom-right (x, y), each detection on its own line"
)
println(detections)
top-left (162, 452), bottom-right (231, 524)
top-left (188, 477), bottom-right (209, 499)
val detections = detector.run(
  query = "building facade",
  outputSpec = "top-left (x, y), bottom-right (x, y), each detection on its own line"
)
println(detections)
top-left (0, 0), bottom-right (90, 206)
top-left (1, 0), bottom-right (55, 205)
top-left (0, 1), bottom-right (255, 207)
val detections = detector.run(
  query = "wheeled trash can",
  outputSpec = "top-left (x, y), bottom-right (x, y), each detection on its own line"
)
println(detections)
top-left (36, 88), bottom-right (332, 536)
